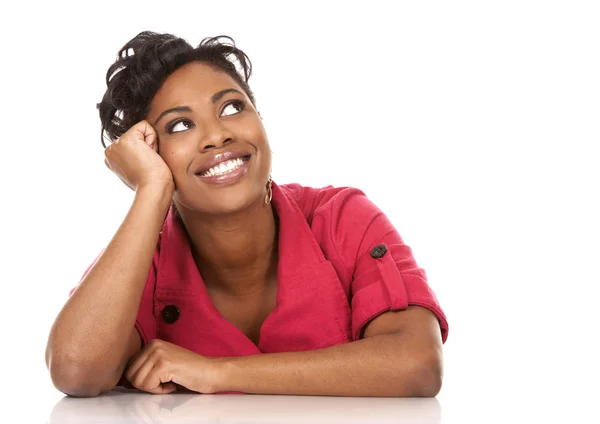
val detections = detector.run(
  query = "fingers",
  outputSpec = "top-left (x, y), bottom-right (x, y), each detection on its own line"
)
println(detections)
top-left (156, 382), bottom-right (177, 394)
top-left (128, 353), bottom-right (157, 389)
top-left (133, 362), bottom-right (177, 394)
top-left (140, 121), bottom-right (159, 154)
top-left (125, 341), bottom-right (177, 394)
top-left (102, 119), bottom-right (172, 191)
top-left (124, 345), bottom-right (152, 382)
top-left (136, 120), bottom-right (157, 148)
top-left (128, 359), bottom-right (173, 394)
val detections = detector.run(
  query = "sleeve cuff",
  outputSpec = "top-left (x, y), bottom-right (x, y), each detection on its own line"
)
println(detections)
top-left (351, 273), bottom-right (449, 343)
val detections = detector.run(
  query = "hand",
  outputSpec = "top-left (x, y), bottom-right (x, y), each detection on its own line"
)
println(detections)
top-left (104, 120), bottom-right (174, 192)
top-left (124, 339), bottom-right (221, 394)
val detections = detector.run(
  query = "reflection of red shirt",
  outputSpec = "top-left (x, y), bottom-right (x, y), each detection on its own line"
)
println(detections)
top-left (75, 183), bottom-right (448, 357)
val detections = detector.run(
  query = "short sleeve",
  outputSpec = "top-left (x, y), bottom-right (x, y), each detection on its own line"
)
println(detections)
top-left (69, 250), bottom-right (158, 347)
top-left (316, 188), bottom-right (449, 343)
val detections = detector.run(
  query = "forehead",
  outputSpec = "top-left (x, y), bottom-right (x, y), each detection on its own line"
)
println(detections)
top-left (150, 61), bottom-right (242, 111)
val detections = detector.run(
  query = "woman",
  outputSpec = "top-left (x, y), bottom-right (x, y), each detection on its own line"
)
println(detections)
top-left (45, 31), bottom-right (449, 398)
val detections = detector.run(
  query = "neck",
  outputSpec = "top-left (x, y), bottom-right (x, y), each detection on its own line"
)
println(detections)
top-left (176, 197), bottom-right (278, 296)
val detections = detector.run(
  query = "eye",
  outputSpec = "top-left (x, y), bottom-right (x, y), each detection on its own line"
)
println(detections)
top-left (167, 119), bottom-right (194, 134)
top-left (221, 100), bottom-right (245, 117)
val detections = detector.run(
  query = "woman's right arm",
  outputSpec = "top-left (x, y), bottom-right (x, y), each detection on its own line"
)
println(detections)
top-left (46, 121), bottom-right (174, 397)
top-left (46, 185), bottom-right (172, 397)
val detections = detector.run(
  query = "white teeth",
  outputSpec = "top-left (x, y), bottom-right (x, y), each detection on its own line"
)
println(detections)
top-left (201, 157), bottom-right (245, 177)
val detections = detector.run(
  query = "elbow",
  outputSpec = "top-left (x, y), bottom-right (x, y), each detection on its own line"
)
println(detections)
top-left (47, 352), bottom-right (114, 398)
top-left (409, 355), bottom-right (443, 397)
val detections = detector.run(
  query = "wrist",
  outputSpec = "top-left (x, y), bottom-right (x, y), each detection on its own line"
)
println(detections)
top-left (135, 182), bottom-right (174, 206)
top-left (209, 357), bottom-right (235, 393)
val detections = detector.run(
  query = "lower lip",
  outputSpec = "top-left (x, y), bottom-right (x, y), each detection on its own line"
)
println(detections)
top-left (195, 158), bottom-right (250, 185)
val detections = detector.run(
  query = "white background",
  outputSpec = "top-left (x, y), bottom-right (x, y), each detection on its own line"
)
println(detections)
top-left (1, 0), bottom-right (598, 422)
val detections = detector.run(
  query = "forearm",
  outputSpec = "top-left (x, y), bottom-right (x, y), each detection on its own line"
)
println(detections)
top-left (46, 185), bottom-right (172, 380)
top-left (216, 333), bottom-right (442, 397)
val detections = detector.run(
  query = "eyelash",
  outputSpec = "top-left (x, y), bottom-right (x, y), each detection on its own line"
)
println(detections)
top-left (165, 100), bottom-right (246, 134)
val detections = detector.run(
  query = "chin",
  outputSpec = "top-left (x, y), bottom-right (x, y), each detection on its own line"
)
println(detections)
top-left (209, 188), bottom-right (262, 215)
top-left (177, 182), bottom-right (264, 216)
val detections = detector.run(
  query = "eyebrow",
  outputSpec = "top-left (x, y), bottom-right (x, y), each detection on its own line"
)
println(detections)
top-left (153, 88), bottom-right (244, 126)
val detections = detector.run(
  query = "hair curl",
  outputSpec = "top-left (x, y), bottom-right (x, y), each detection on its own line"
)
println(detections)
top-left (97, 31), bottom-right (256, 147)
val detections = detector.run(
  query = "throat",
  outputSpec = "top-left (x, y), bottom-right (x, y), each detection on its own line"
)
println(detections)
top-left (182, 199), bottom-right (280, 290)
top-left (200, 252), bottom-right (278, 297)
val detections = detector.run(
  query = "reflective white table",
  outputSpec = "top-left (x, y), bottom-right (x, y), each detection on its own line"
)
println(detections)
top-left (47, 388), bottom-right (442, 423)
top-left (34, 385), bottom-right (595, 423)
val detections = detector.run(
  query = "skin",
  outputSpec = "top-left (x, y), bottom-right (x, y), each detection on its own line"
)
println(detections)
top-left (147, 62), bottom-right (277, 301)
top-left (46, 61), bottom-right (443, 397)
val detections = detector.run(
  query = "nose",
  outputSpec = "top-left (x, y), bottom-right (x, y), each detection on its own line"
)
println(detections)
top-left (197, 120), bottom-right (235, 151)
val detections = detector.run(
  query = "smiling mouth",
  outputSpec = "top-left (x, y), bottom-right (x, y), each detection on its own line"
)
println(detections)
top-left (196, 155), bottom-right (251, 178)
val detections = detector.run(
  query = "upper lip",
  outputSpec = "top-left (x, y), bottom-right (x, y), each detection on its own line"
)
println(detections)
top-left (194, 149), bottom-right (251, 175)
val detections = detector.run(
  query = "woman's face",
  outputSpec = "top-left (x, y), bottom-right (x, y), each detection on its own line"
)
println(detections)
top-left (146, 61), bottom-right (271, 215)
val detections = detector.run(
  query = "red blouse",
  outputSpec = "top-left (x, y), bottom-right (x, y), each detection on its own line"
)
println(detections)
top-left (75, 183), bottom-right (448, 358)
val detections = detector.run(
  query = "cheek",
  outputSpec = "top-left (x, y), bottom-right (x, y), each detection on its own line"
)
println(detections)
top-left (238, 115), bottom-right (268, 144)
top-left (159, 147), bottom-right (191, 178)
top-left (233, 121), bottom-right (270, 172)
top-left (252, 135), bottom-right (271, 176)
top-left (262, 149), bottom-right (272, 174)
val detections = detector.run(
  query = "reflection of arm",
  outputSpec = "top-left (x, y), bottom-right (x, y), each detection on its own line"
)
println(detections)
top-left (171, 394), bottom-right (441, 421)
top-left (46, 186), bottom-right (171, 397)
top-left (48, 394), bottom-right (121, 424)
top-left (49, 391), bottom-right (441, 423)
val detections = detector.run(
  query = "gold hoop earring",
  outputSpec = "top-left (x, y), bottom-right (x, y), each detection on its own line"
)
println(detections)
top-left (265, 176), bottom-right (273, 204)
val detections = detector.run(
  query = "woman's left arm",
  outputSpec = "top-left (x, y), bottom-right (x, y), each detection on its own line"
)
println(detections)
top-left (124, 306), bottom-right (443, 396)
top-left (216, 305), bottom-right (443, 397)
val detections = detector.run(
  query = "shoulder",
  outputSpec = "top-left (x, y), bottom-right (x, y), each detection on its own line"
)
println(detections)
top-left (279, 182), bottom-right (370, 225)
top-left (280, 182), bottom-right (390, 268)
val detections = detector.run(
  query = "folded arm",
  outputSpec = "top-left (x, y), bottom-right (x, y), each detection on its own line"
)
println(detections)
top-left (215, 306), bottom-right (443, 397)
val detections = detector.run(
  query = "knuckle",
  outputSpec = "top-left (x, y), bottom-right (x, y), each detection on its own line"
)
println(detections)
top-left (144, 381), bottom-right (158, 393)
top-left (156, 357), bottom-right (170, 368)
top-left (148, 339), bottom-right (162, 348)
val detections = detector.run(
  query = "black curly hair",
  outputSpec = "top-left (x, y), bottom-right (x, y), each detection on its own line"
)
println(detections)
top-left (97, 31), bottom-right (256, 148)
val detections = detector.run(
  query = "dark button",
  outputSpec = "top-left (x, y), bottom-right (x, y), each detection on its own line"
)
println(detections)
top-left (370, 244), bottom-right (388, 259)
top-left (162, 305), bottom-right (180, 324)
